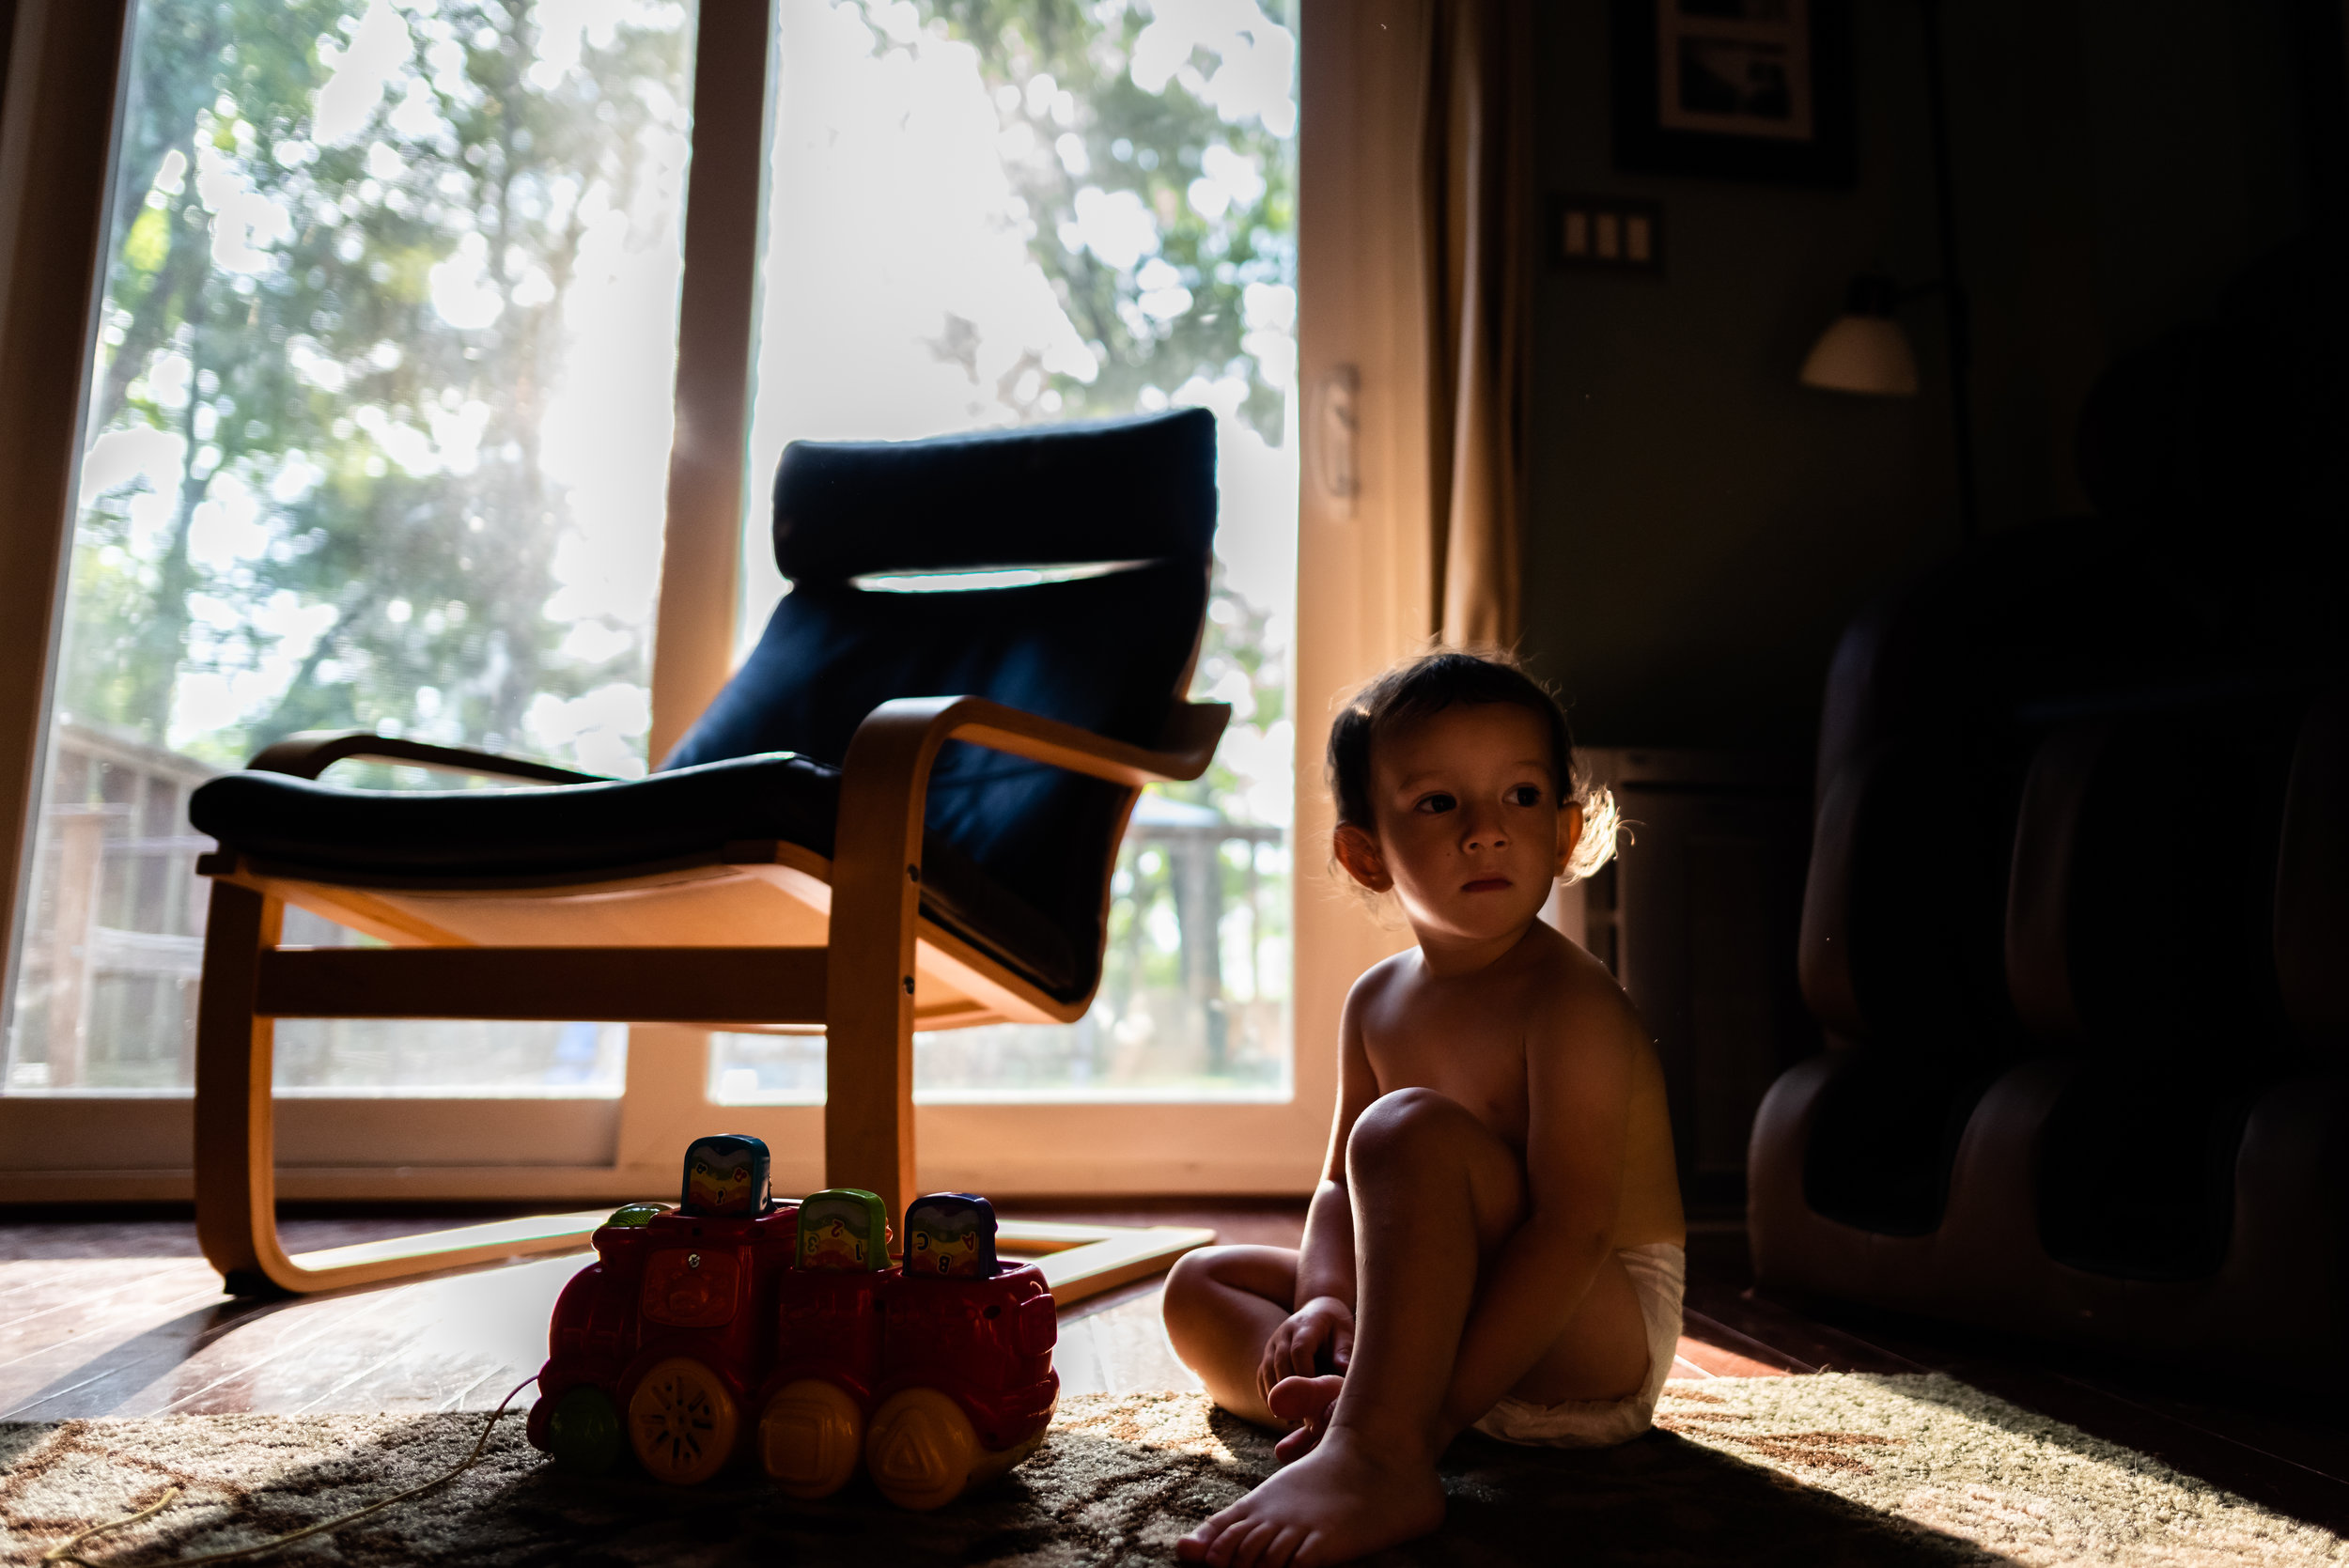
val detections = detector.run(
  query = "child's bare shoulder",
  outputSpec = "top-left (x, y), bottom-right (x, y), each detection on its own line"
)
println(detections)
top-left (1344, 949), bottom-right (1417, 1008)
top-left (1519, 924), bottom-right (1648, 1058)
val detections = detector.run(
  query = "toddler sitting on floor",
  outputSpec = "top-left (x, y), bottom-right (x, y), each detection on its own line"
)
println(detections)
top-left (1163, 651), bottom-right (1686, 1568)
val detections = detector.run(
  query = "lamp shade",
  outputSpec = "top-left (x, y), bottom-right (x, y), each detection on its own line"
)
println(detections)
top-left (1800, 316), bottom-right (1921, 396)
top-left (1800, 275), bottom-right (1919, 396)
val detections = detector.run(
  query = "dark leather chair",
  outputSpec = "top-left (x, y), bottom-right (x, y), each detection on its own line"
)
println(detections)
top-left (1750, 233), bottom-right (2349, 1371)
top-left (1756, 679), bottom-right (2344, 1363)
top-left (187, 409), bottom-right (1230, 1294)
top-left (1751, 519), bottom-right (2210, 1315)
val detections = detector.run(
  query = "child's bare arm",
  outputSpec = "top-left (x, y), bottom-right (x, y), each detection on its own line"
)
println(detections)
top-left (1255, 1178), bottom-right (1354, 1393)
top-left (1435, 985), bottom-right (1639, 1432)
top-left (1259, 977), bottom-right (1384, 1391)
top-left (1293, 1176), bottom-right (1357, 1312)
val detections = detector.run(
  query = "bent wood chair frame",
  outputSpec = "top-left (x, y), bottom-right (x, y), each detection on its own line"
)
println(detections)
top-left (193, 694), bottom-right (1228, 1300)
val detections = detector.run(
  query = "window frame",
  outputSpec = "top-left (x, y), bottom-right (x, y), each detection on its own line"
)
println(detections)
top-left (0, 0), bottom-right (1438, 1203)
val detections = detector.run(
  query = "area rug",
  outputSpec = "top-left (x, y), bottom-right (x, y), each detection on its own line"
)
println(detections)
top-left (3, 1378), bottom-right (2341, 1566)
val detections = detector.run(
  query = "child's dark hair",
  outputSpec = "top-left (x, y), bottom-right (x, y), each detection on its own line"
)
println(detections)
top-left (1326, 650), bottom-right (1619, 881)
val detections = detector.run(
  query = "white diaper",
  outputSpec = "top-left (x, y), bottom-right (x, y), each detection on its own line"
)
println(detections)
top-left (1469, 1241), bottom-right (1685, 1449)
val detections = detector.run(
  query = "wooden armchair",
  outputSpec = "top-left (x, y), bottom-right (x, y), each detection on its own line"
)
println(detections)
top-left (188, 410), bottom-right (1228, 1297)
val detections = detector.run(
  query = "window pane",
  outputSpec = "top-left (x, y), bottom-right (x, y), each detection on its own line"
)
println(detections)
top-left (712, 0), bottom-right (1299, 1103)
top-left (2, 0), bottom-right (695, 1094)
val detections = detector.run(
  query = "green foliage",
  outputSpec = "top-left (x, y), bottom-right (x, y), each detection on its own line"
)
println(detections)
top-left (918, 0), bottom-right (1298, 442)
top-left (66, 0), bottom-right (691, 769)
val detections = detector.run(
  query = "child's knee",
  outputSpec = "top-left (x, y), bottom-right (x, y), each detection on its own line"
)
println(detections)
top-left (1347, 1086), bottom-right (1477, 1162)
top-left (1163, 1245), bottom-right (1244, 1320)
top-left (1164, 1244), bottom-right (1294, 1324)
top-left (1164, 1246), bottom-right (1218, 1307)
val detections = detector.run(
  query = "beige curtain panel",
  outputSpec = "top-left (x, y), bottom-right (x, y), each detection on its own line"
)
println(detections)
top-left (1423, 0), bottom-right (1537, 651)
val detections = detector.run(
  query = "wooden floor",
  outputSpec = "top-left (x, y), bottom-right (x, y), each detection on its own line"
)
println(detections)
top-left (5, 1203), bottom-right (2346, 1536)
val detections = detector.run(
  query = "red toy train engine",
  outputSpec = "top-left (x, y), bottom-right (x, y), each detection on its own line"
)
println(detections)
top-left (525, 1137), bottom-right (1057, 1510)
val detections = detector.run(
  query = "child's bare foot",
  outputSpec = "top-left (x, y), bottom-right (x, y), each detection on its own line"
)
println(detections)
top-left (1267, 1374), bottom-right (1345, 1463)
top-left (1175, 1429), bottom-right (1445, 1568)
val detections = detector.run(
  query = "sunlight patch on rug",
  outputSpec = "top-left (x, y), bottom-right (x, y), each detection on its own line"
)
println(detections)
top-left (1654, 1374), bottom-right (2348, 1567)
top-left (0, 1378), bottom-right (2339, 1565)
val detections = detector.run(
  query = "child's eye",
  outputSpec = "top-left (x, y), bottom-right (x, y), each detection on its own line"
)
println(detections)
top-left (1507, 785), bottom-right (1544, 807)
top-left (1414, 792), bottom-right (1456, 814)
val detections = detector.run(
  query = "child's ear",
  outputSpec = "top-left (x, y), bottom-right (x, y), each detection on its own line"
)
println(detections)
top-left (1332, 823), bottom-right (1392, 893)
top-left (1555, 802), bottom-right (1585, 877)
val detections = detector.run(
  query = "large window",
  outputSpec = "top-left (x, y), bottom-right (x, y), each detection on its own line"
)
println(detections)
top-left (1, 0), bottom-right (1363, 1200)
top-left (2, 0), bottom-right (693, 1095)
top-left (708, 0), bottom-right (1300, 1102)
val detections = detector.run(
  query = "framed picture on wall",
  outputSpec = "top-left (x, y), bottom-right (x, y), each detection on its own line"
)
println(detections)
top-left (1610, 0), bottom-right (1857, 187)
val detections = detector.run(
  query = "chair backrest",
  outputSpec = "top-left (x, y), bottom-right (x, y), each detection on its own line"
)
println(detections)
top-left (1797, 517), bottom-right (2207, 1074)
top-left (2274, 689), bottom-right (2347, 1055)
top-left (663, 409), bottom-right (1218, 1001)
top-left (2004, 687), bottom-right (2305, 1069)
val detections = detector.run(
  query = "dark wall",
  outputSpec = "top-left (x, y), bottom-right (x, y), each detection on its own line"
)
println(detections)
top-left (1521, 0), bottom-right (2340, 752)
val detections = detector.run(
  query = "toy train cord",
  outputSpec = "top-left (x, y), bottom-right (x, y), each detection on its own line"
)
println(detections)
top-left (525, 1135), bottom-right (1057, 1510)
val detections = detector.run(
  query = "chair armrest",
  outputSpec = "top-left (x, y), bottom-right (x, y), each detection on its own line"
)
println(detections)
top-left (245, 730), bottom-right (610, 785)
top-left (833, 699), bottom-right (1231, 867)
top-left (896, 695), bottom-right (1231, 788)
top-left (1147, 700), bottom-right (1234, 781)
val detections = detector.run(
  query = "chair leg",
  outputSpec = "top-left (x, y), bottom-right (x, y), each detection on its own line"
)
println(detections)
top-left (821, 930), bottom-right (919, 1227)
top-left (193, 881), bottom-right (606, 1295)
top-left (194, 882), bottom-right (290, 1295)
top-left (823, 848), bottom-right (921, 1227)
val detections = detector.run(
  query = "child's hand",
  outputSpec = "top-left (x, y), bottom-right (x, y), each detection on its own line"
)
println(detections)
top-left (1258, 1295), bottom-right (1354, 1400)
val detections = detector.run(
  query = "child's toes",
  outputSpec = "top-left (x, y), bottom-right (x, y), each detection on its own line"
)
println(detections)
top-left (1206, 1513), bottom-right (1258, 1568)
top-left (1178, 1510), bottom-right (1230, 1562)
top-left (1261, 1524), bottom-right (1308, 1568)
top-left (1229, 1517), bottom-right (1280, 1568)
top-left (1267, 1373), bottom-right (1344, 1424)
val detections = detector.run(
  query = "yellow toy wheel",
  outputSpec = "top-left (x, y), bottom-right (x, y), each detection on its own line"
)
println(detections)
top-left (864, 1387), bottom-right (984, 1510)
top-left (627, 1358), bottom-right (739, 1485)
top-left (759, 1378), bottom-right (864, 1498)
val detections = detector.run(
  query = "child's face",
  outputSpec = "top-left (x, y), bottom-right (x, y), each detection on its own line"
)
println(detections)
top-left (1334, 703), bottom-right (1579, 948)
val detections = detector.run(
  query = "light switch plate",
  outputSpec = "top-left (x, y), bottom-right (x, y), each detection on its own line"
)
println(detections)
top-left (1550, 194), bottom-right (1666, 274)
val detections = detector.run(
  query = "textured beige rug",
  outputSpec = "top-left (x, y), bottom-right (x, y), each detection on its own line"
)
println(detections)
top-left (2, 1377), bottom-right (2340, 1566)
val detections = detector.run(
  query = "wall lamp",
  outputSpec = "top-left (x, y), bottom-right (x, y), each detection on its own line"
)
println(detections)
top-left (1799, 274), bottom-right (1920, 396)
top-left (1797, 0), bottom-right (1979, 541)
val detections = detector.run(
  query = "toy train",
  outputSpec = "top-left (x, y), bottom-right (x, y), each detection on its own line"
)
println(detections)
top-left (525, 1135), bottom-right (1057, 1510)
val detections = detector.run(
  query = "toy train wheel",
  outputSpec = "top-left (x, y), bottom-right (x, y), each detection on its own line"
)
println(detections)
top-left (864, 1387), bottom-right (982, 1511)
top-left (759, 1378), bottom-right (864, 1498)
top-left (548, 1385), bottom-right (624, 1475)
top-left (628, 1357), bottom-right (739, 1485)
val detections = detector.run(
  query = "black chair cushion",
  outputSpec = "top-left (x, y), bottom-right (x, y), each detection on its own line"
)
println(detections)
top-left (770, 409), bottom-right (1217, 581)
top-left (189, 753), bottom-right (1081, 996)
top-left (664, 561), bottom-right (1206, 997)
